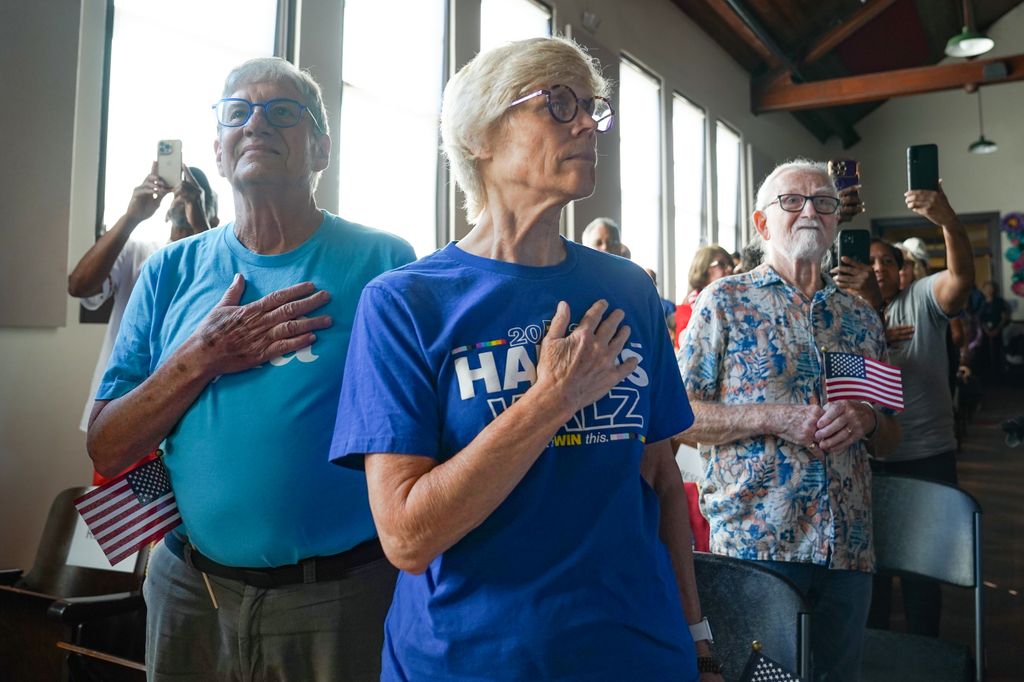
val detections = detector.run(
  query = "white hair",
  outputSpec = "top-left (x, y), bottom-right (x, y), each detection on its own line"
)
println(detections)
top-left (440, 36), bottom-right (609, 224)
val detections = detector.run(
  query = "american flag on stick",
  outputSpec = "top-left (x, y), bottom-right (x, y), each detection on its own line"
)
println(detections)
top-left (74, 456), bottom-right (180, 566)
top-left (824, 351), bottom-right (904, 412)
top-left (739, 648), bottom-right (803, 681)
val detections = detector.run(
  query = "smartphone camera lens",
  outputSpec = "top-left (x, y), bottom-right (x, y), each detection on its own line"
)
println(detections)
top-left (158, 142), bottom-right (172, 155)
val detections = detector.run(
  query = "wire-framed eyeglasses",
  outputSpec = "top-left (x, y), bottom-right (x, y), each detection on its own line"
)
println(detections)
top-left (212, 98), bottom-right (324, 134)
top-left (767, 194), bottom-right (840, 214)
top-left (508, 84), bottom-right (615, 133)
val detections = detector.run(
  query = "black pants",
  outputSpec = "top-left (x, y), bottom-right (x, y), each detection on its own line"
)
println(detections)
top-left (867, 450), bottom-right (958, 636)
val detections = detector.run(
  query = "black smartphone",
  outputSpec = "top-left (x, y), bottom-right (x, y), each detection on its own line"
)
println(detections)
top-left (907, 144), bottom-right (939, 191)
top-left (828, 158), bottom-right (860, 190)
top-left (838, 228), bottom-right (871, 266)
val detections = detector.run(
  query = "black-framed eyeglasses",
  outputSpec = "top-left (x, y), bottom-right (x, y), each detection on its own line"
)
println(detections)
top-left (768, 194), bottom-right (840, 214)
top-left (508, 84), bottom-right (615, 133)
top-left (212, 98), bottom-right (324, 133)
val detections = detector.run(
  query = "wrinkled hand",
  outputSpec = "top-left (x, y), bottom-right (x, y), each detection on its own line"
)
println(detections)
top-left (815, 400), bottom-right (874, 453)
top-left (885, 324), bottom-right (915, 345)
top-left (831, 256), bottom-right (882, 309)
top-left (124, 161), bottom-right (171, 222)
top-left (837, 185), bottom-right (864, 224)
top-left (176, 164), bottom-right (212, 233)
top-left (536, 300), bottom-right (637, 415)
top-left (905, 182), bottom-right (957, 227)
top-left (192, 275), bottom-right (333, 376)
top-left (772, 397), bottom-right (826, 459)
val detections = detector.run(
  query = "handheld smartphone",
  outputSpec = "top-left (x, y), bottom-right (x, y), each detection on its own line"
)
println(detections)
top-left (837, 228), bottom-right (871, 266)
top-left (157, 139), bottom-right (183, 186)
top-left (907, 144), bottom-right (939, 191)
top-left (828, 158), bottom-right (860, 190)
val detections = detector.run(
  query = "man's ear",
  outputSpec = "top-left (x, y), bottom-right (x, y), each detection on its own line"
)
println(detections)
top-left (214, 138), bottom-right (225, 178)
top-left (312, 133), bottom-right (331, 173)
top-left (752, 210), bottom-right (770, 241)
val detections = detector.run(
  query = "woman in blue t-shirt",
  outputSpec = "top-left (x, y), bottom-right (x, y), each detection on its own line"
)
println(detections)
top-left (331, 37), bottom-right (722, 682)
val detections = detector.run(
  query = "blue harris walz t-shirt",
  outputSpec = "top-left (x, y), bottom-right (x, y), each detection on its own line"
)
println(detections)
top-left (330, 239), bottom-right (697, 682)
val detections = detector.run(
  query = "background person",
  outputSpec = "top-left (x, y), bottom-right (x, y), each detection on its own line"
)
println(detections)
top-left (69, 164), bottom-right (217, 432)
top-left (866, 183), bottom-right (975, 638)
top-left (331, 37), bottom-right (722, 682)
top-left (678, 159), bottom-right (899, 682)
top-left (674, 244), bottom-right (733, 348)
top-left (582, 216), bottom-right (629, 257)
top-left (87, 57), bottom-right (415, 681)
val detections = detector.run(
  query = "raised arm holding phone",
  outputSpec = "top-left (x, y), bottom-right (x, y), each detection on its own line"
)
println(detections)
top-left (69, 159), bottom-right (219, 441)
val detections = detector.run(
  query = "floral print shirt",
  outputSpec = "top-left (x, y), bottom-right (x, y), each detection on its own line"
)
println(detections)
top-left (678, 264), bottom-right (886, 572)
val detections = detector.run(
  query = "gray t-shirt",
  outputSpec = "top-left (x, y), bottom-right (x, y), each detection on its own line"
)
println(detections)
top-left (884, 273), bottom-right (956, 460)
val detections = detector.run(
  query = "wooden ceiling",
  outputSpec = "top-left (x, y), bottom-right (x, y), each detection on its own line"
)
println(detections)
top-left (672, 0), bottom-right (1024, 147)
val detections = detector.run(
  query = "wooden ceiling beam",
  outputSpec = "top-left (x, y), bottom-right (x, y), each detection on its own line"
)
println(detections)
top-left (757, 0), bottom-right (900, 95)
top-left (802, 0), bottom-right (900, 64)
top-left (753, 53), bottom-right (1024, 113)
top-left (704, 0), bottom-right (781, 69)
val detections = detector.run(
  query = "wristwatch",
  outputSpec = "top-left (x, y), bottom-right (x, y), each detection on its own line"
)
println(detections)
top-left (697, 655), bottom-right (724, 674)
top-left (689, 616), bottom-right (714, 644)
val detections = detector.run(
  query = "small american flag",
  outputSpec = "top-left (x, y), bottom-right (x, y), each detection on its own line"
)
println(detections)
top-left (74, 457), bottom-right (181, 566)
top-left (739, 649), bottom-right (803, 682)
top-left (824, 351), bottom-right (904, 412)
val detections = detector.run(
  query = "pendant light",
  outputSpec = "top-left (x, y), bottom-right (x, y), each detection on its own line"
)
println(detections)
top-left (946, 0), bottom-right (994, 58)
top-left (968, 90), bottom-right (997, 154)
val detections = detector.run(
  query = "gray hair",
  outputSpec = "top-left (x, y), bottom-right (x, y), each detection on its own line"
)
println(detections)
top-left (441, 36), bottom-right (610, 224)
top-left (582, 217), bottom-right (620, 242)
top-left (221, 57), bottom-right (329, 137)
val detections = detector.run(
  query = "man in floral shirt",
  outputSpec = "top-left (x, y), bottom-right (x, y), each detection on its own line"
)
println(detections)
top-left (678, 159), bottom-right (900, 682)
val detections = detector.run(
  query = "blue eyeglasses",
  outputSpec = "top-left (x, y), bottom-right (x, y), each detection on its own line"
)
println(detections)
top-left (212, 98), bottom-right (324, 133)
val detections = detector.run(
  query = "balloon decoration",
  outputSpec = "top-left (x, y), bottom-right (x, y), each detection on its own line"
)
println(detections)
top-left (1003, 212), bottom-right (1024, 297)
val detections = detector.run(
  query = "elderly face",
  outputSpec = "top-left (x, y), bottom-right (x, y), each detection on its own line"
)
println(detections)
top-left (871, 242), bottom-right (901, 301)
top-left (480, 80), bottom-right (601, 211)
top-left (754, 170), bottom-right (839, 263)
top-left (584, 223), bottom-right (620, 253)
top-left (214, 80), bottom-right (329, 192)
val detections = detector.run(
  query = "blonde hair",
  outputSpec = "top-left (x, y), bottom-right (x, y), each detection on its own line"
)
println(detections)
top-left (441, 36), bottom-right (609, 224)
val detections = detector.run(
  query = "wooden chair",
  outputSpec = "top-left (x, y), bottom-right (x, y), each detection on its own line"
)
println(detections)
top-left (0, 487), bottom-right (148, 681)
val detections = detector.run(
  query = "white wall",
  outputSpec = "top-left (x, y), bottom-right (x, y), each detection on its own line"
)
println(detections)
top-left (0, 0), bottom-right (830, 568)
top-left (851, 3), bottom-right (1024, 315)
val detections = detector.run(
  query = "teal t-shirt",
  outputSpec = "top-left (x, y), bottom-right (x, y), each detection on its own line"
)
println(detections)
top-left (98, 212), bottom-right (415, 567)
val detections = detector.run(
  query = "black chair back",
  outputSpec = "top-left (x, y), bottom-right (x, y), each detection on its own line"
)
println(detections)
top-left (693, 552), bottom-right (811, 682)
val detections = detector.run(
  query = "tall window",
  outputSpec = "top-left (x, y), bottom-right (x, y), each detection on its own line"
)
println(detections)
top-left (672, 94), bottom-right (706, 302)
top-left (102, 0), bottom-right (278, 242)
top-left (618, 59), bottom-right (662, 274)
top-left (339, 0), bottom-right (445, 257)
top-left (480, 0), bottom-right (551, 52)
top-left (715, 121), bottom-right (741, 254)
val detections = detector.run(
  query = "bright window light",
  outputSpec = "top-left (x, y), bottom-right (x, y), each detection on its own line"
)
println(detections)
top-left (619, 59), bottom-right (662, 274)
top-left (672, 94), bottom-right (706, 302)
top-left (103, 0), bottom-right (277, 243)
top-left (715, 121), bottom-right (741, 255)
top-left (480, 0), bottom-right (551, 52)
top-left (339, 0), bottom-right (446, 257)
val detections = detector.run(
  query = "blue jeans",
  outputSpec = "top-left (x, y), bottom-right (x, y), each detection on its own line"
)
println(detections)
top-left (756, 560), bottom-right (872, 682)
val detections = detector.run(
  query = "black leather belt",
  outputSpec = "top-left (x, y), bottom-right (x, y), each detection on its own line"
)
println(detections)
top-left (163, 532), bottom-right (385, 588)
